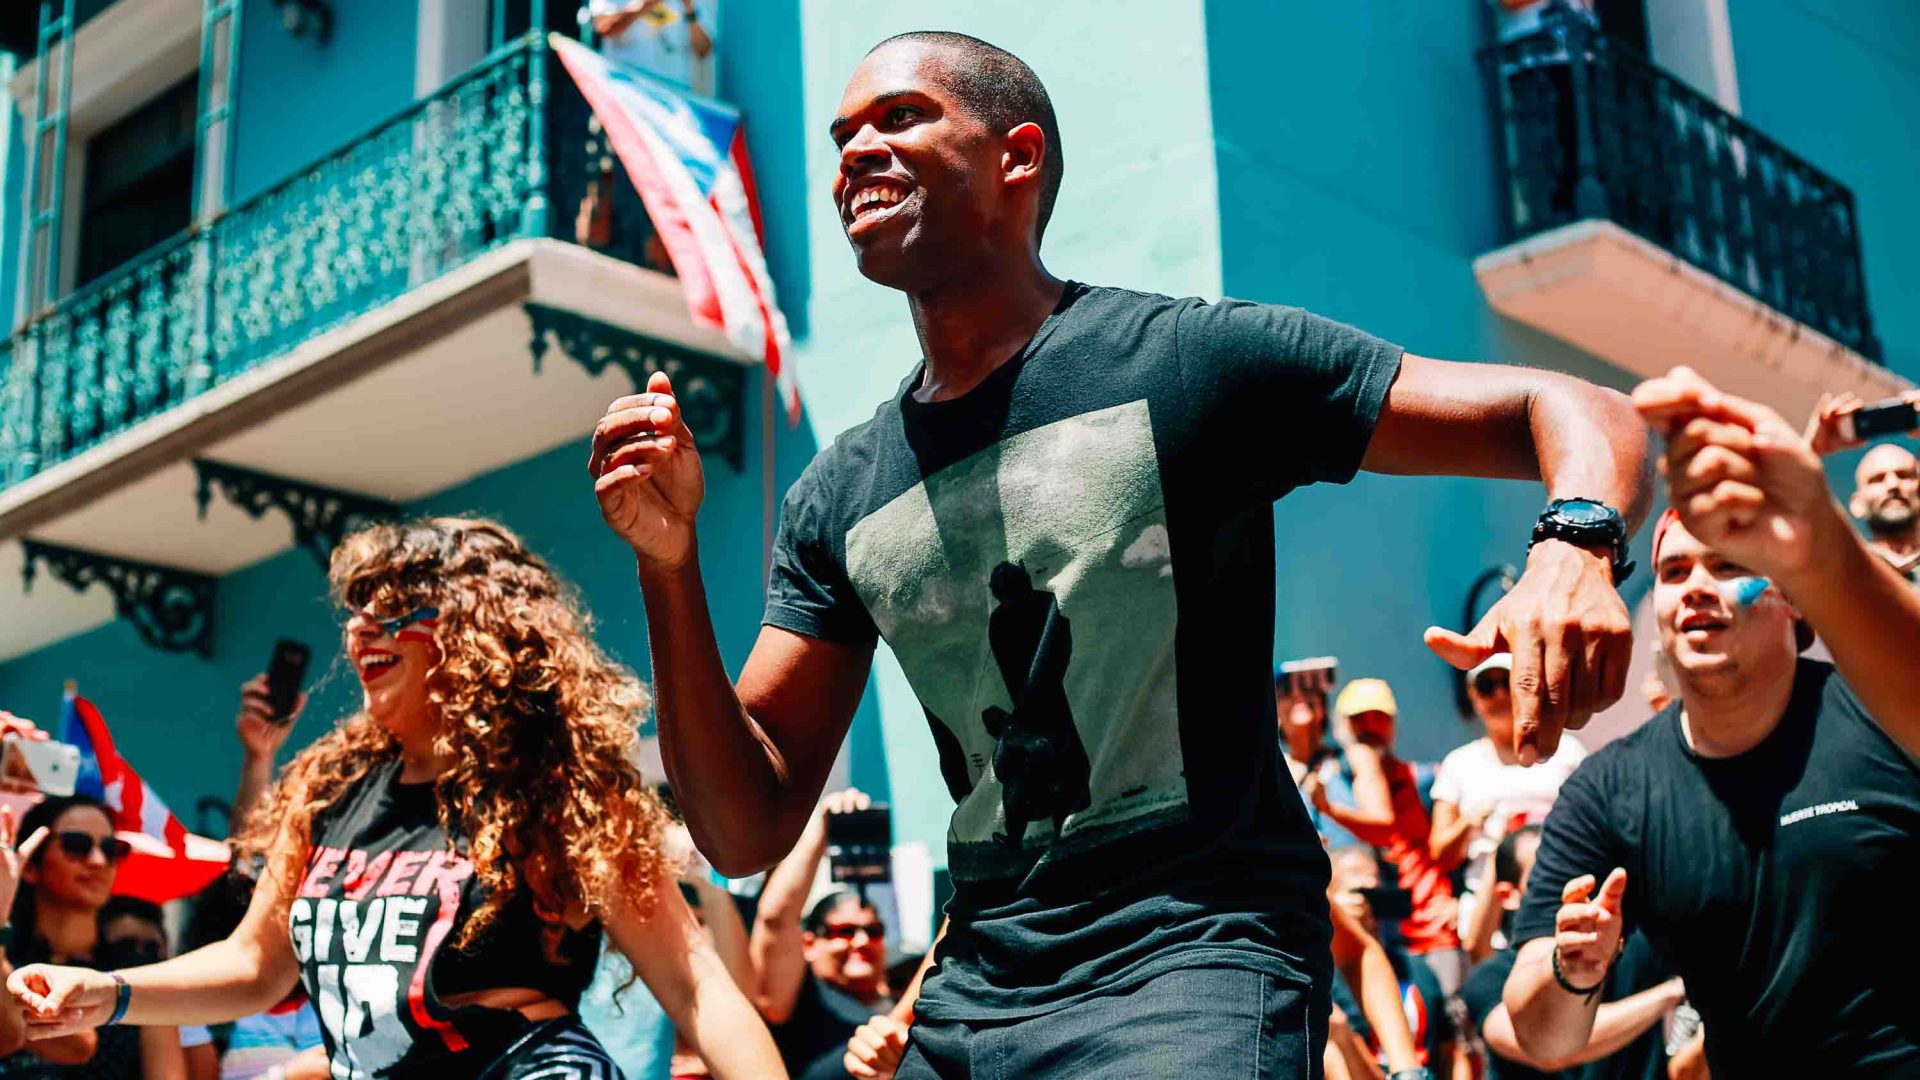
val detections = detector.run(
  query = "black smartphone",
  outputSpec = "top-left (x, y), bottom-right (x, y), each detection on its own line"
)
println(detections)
top-left (1845, 399), bottom-right (1918, 441)
top-left (265, 639), bottom-right (311, 723)
top-left (826, 805), bottom-right (893, 885)
top-left (1357, 885), bottom-right (1415, 923)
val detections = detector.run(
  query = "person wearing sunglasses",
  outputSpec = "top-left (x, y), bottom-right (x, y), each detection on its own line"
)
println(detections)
top-left (7, 518), bottom-right (784, 1080)
top-left (2, 794), bottom-right (195, 1079)
top-left (749, 790), bottom-right (894, 1080)
top-left (1431, 654), bottom-right (1588, 966)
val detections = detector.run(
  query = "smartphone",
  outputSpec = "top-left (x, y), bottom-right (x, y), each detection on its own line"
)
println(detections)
top-left (1279, 656), bottom-right (1339, 698)
top-left (265, 639), bottom-right (311, 723)
top-left (1840, 399), bottom-right (1918, 443)
top-left (826, 805), bottom-right (893, 885)
top-left (0, 736), bottom-right (82, 797)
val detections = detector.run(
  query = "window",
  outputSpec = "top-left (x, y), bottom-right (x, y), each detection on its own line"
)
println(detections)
top-left (75, 74), bottom-right (196, 286)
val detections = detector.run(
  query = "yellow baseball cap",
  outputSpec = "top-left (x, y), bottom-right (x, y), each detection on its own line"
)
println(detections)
top-left (1335, 678), bottom-right (1398, 719)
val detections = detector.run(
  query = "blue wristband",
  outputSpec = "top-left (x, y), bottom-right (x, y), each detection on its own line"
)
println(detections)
top-left (105, 972), bottom-right (131, 1026)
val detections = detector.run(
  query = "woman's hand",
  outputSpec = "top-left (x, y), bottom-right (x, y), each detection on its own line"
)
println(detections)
top-left (7, 964), bottom-right (120, 1039)
top-left (0, 808), bottom-right (49, 919)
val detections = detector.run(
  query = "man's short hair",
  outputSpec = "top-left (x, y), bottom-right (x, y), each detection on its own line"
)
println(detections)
top-left (1495, 824), bottom-right (1543, 887)
top-left (870, 31), bottom-right (1064, 241)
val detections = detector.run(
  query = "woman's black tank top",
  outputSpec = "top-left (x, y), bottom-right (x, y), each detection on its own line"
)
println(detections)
top-left (292, 759), bottom-right (600, 1078)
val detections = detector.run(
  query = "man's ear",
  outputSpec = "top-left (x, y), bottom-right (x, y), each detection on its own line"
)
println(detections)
top-left (1002, 121), bottom-right (1047, 189)
top-left (1850, 489), bottom-right (1869, 521)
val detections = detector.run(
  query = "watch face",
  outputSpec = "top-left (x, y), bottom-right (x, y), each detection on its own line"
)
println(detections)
top-left (1556, 499), bottom-right (1613, 526)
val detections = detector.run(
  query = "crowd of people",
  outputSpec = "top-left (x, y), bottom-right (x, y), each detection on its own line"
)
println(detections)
top-left (0, 27), bottom-right (1916, 1080)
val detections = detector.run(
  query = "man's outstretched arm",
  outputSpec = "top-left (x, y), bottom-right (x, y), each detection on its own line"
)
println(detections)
top-left (1366, 355), bottom-right (1654, 762)
top-left (593, 373), bottom-right (875, 875)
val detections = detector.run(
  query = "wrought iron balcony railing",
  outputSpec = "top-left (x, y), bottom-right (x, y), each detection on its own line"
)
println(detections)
top-left (1482, 10), bottom-right (1879, 361)
top-left (0, 33), bottom-right (662, 489)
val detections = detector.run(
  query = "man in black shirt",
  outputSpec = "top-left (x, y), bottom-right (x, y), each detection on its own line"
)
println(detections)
top-left (1506, 369), bottom-right (1920, 1077)
top-left (591, 30), bottom-right (1652, 1077)
top-left (1461, 828), bottom-right (1680, 1080)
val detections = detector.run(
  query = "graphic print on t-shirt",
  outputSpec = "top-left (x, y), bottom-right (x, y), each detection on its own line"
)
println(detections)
top-left (845, 400), bottom-right (1183, 878)
top-left (290, 845), bottom-right (473, 1079)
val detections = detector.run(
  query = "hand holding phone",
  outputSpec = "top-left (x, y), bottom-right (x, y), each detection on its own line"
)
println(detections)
top-left (0, 735), bottom-right (81, 797)
top-left (265, 640), bottom-right (311, 723)
top-left (1839, 398), bottom-right (1919, 444)
top-left (827, 804), bottom-right (893, 885)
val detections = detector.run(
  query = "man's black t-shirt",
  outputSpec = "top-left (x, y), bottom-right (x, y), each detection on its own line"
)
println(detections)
top-left (1514, 661), bottom-right (1920, 1076)
top-left (1462, 935), bottom-right (1673, 1080)
top-left (766, 283), bottom-right (1403, 1020)
top-left (770, 975), bottom-right (877, 1078)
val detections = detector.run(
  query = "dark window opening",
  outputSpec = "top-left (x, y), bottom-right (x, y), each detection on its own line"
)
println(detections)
top-left (76, 74), bottom-right (197, 286)
top-left (1593, 0), bottom-right (1650, 55)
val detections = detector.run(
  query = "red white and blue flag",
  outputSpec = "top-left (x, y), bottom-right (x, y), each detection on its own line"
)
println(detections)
top-left (551, 34), bottom-right (799, 422)
top-left (60, 691), bottom-right (226, 901)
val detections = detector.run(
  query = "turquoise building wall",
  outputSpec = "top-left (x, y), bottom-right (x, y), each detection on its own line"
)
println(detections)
top-left (230, 0), bottom-right (420, 204)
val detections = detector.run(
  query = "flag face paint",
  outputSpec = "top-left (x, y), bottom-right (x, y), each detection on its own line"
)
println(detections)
top-left (379, 607), bottom-right (440, 643)
top-left (1720, 576), bottom-right (1773, 607)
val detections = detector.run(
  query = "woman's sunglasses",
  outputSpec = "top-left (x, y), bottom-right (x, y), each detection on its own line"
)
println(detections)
top-left (342, 606), bottom-right (441, 636)
top-left (55, 831), bottom-right (132, 863)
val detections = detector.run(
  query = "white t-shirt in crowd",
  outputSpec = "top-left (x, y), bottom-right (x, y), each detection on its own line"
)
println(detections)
top-left (590, 0), bottom-right (716, 95)
top-left (1431, 733), bottom-right (1587, 885)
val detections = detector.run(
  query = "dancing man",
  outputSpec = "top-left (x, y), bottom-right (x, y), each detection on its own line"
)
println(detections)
top-left (590, 31), bottom-right (1650, 1077)
top-left (7, 519), bottom-right (784, 1079)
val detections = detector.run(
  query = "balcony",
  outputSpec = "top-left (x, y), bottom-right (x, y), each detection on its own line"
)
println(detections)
top-left (0, 36), bottom-right (755, 660)
top-left (1473, 11), bottom-right (1908, 417)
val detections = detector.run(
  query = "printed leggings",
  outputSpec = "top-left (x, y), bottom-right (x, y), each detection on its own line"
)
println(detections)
top-left (476, 1015), bottom-right (627, 1080)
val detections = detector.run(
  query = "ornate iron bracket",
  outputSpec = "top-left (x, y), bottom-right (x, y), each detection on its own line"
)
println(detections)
top-left (21, 539), bottom-right (217, 657)
top-left (193, 459), bottom-right (399, 570)
top-left (525, 303), bottom-right (746, 470)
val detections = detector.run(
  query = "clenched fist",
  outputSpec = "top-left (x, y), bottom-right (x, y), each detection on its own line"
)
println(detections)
top-left (590, 371), bottom-right (706, 570)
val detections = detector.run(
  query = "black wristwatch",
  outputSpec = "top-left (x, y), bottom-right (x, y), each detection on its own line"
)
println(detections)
top-left (1386, 1069), bottom-right (1434, 1080)
top-left (1530, 498), bottom-right (1634, 584)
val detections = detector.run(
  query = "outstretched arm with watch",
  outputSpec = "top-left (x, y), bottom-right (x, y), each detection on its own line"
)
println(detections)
top-left (1364, 355), bottom-right (1652, 764)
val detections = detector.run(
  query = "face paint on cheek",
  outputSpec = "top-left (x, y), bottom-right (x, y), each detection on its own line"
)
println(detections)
top-left (393, 620), bottom-right (437, 644)
top-left (1719, 576), bottom-right (1775, 608)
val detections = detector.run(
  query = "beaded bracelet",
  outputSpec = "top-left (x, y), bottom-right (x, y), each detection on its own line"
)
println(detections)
top-left (1551, 942), bottom-right (1608, 1003)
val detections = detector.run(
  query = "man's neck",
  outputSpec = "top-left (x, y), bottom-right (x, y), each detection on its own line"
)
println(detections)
top-left (1677, 659), bottom-right (1799, 758)
top-left (35, 900), bottom-right (98, 963)
top-left (906, 260), bottom-right (1065, 403)
top-left (1869, 527), bottom-right (1920, 569)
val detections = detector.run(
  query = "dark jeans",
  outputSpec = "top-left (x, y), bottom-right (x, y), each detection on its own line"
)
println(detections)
top-left (897, 966), bottom-right (1324, 1080)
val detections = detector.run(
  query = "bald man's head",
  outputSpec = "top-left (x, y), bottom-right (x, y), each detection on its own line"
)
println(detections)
top-left (1851, 443), bottom-right (1920, 538)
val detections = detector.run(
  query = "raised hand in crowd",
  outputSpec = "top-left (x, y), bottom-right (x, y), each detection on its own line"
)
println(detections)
top-left (1553, 868), bottom-right (1628, 994)
top-left (0, 807), bottom-right (49, 929)
top-left (1802, 388), bottom-right (1920, 455)
top-left (1635, 366), bottom-right (1920, 757)
top-left (232, 674), bottom-right (303, 827)
top-left (842, 1013), bottom-right (909, 1080)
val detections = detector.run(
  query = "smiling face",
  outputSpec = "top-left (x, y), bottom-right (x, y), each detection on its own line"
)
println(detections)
top-left (25, 804), bottom-right (119, 912)
top-left (1852, 444), bottom-right (1919, 538)
top-left (345, 601), bottom-right (441, 741)
top-left (1653, 519), bottom-right (1800, 689)
top-left (803, 896), bottom-right (888, 1003)
top-left (830, 41), bottom-right (1030, 291)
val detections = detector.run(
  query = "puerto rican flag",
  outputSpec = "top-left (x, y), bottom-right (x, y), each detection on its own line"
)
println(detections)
top-left (61, 692), bottom-right (227, 902)
top-left (551, 34), bottom-right (799, 422)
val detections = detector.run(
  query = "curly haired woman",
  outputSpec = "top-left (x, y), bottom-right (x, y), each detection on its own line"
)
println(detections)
top-left (5, 518), bottom-right (785, 1079)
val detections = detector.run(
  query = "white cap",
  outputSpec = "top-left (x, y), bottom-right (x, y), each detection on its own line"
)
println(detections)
top-left (1467, 652), bottom-right (1514, 682)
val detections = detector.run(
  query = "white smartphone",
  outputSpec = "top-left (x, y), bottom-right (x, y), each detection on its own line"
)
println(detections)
top-left (0, 737), bottom-right (81, 797)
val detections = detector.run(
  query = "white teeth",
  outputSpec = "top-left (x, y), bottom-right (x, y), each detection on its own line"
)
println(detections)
top-left (359, 654), bottom-right (399, 673)
top-left (851, 185), bottom-right (905, 217)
